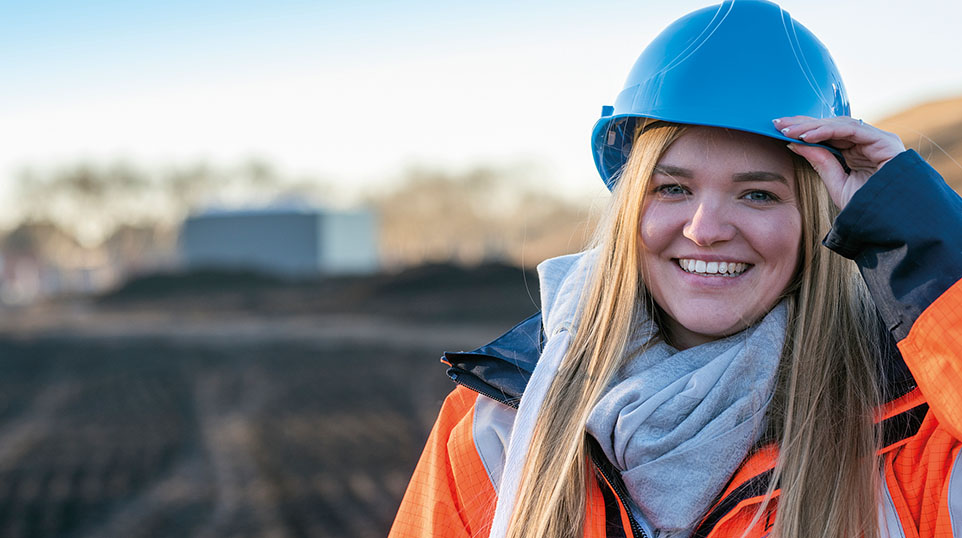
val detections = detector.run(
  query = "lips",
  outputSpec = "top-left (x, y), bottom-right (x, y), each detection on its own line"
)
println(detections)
top-left (676, 258), bottom-right (752, 276)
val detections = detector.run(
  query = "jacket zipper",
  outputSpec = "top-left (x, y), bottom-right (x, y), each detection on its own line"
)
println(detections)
top-left (589, 448), bottom-right (649, 538)
top-left (452, 374), bottom-right (648, 538)
top-left (450, 372), bottom-right (519, 408)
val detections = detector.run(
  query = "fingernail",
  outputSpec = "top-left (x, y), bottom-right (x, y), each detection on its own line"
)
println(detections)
top-left (799, 133), bottom-right (807, 140)
top-left (773, 119), bottom-right (782, 125)
top-left (780, 128), bottom-right (790, 135)
top-left (786, 143), bottom-right (799, 153)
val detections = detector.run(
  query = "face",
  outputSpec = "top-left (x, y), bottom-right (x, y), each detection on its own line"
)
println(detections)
top-left (639, 127), bottom-right (802, 349)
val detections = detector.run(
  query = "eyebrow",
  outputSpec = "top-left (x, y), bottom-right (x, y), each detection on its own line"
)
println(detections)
top-left (654, 165), bottom-right (788, 185)
top-left (731, 171), bottom-right (789, 185)
top-left (653, 165), bottom-right (693, 178)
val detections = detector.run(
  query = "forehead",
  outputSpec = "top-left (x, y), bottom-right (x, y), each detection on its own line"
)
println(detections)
top-left (657, 126), bottom-right (795, 178)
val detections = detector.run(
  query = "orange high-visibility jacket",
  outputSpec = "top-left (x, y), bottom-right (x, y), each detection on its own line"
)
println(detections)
top-left (391, 150), bottom-right (962, 538)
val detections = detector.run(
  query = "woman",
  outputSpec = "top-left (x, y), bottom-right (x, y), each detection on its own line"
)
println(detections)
top-left (391, 1), bottom-right (962, 537)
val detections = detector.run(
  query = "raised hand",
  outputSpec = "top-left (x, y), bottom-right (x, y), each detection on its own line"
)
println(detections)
top-left (773, 116), bottom-right (906, 209)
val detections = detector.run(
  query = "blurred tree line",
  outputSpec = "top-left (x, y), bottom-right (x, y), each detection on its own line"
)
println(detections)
top-left (1, 159), bottom-right (330, 287)
top-left (368, 164), bottom-right (601, 268)
top-left (0, 159), bottom-right (601, 292)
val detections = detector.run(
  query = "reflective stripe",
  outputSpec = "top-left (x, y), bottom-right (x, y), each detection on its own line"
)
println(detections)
top-left (472, 396), bottom-right (516, 490)
top-left (950, 447), bottom-right (962, 537)
top-left (880, 465), bottom-right (906, 538)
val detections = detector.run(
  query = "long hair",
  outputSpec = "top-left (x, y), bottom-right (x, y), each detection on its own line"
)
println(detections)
top-left (503, 122), bottom-right (882, 538)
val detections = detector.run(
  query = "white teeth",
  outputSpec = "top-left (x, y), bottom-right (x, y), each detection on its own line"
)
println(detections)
top-left (676, 259), bottom-right (750, 276)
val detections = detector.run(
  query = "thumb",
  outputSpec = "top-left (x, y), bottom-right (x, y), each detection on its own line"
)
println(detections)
top-left (787, 143), bottom-right (847, 204)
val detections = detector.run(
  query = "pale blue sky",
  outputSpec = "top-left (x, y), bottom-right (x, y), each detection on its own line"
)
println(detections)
top-left (2, 0), bottom-right (960, 221)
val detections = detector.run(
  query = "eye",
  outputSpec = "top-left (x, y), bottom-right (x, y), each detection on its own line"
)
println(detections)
top-left (742, 190), bottom-right (779, 203)
top-left (653, 183), bottom-right (689, 197)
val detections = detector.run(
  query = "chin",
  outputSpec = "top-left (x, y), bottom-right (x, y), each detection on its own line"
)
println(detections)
top-left (686, 321), bottom-right (745, 338)
top-left (663, 310), bottom-right (759, 348)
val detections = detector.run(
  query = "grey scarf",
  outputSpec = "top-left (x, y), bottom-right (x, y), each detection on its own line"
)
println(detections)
top-left (586, 302), bottom-right (785, 536)
top-left (489, 250), bottom-right (785, 538)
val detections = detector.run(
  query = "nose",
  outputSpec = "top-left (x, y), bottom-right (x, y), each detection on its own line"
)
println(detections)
top-left (683, 201), bottom-right (736, 246)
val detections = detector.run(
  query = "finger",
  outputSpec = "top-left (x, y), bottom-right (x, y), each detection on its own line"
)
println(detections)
top-left (773, 115), bottom-right (855, 133)
top-left (773, 115), bottom-right (816, 128)
top-left (781, 120), bottom-right (882, 148)
top-left (776, 115), bottom-right (861, 127)
top-left (774, 117), bottom-right (835, 139)
top-left (795, 124), bottom-right (859, 144)
top-left (777, 117), bottom-right (852, 138)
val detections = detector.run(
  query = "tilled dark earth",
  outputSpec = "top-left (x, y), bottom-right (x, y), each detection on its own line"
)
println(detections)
top-left (0, 263), bottom-right (540, 538)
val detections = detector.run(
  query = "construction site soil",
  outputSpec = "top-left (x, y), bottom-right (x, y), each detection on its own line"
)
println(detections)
top-left (0, 263), bottom-right (541, 538)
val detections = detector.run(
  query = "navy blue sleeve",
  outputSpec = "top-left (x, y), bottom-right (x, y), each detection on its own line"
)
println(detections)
top-left (823, 149), bottom-right (962, 343)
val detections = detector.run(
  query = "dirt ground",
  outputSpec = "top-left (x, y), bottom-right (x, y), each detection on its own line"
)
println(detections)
top-left (0, 264), bottom-right (540, 538)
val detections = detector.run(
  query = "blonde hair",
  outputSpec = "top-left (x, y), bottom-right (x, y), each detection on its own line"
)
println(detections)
top-left (504, 122), bottom-right (882, 538)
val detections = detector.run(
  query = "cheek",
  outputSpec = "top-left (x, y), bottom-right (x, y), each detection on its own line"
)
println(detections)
top-left (638, 206), bottom-right (673, 252)
top-left (756, 211), bottom-right (802, 272)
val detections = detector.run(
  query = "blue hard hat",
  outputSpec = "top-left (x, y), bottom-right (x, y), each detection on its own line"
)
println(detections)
top-left (592, 0), bottom-right (850, 189)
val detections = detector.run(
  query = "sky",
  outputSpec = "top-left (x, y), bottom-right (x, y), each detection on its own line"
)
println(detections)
top-left (2, 0), bottom-right (961, 222)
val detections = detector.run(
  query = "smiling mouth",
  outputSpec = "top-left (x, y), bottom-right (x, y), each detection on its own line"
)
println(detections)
top-left (676, 258), bottom-right (752, 277)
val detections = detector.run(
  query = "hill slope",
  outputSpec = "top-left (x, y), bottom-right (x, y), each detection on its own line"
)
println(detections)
top-left (875, 95), bottom-right (962, 192)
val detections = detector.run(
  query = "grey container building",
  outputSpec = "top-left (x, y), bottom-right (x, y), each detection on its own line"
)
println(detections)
top-left (180, 208), bottom-right (378, 277)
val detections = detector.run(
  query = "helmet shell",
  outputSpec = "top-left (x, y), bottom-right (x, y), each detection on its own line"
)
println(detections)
top-left (592, 0), bottom-right (850, 189)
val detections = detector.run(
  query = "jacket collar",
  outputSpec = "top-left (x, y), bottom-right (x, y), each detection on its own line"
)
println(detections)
top-left (440, 310), bottom-right (919, 429)
top-left (442, 312), bottom-right (544, 408)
